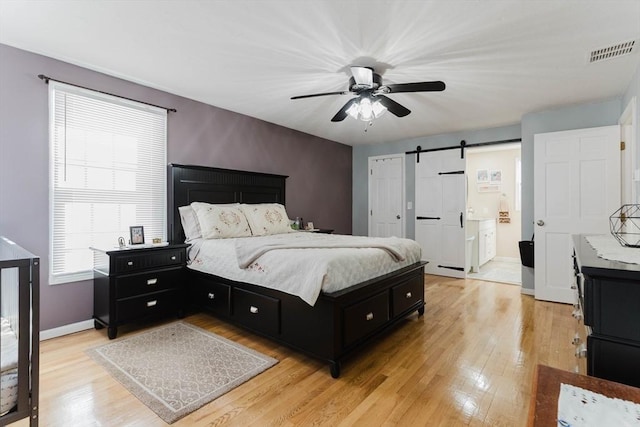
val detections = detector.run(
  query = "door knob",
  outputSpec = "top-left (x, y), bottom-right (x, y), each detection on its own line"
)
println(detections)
top-left (537, 220), bottom-right (545, 226)
top-left (396, 215), bottom-right (401, 219)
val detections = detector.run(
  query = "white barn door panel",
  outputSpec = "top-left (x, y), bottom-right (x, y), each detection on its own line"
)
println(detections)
top-left (415, 149), bottom-right (466, 278)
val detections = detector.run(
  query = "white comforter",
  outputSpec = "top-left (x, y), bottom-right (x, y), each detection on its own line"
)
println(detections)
top-left (188, 232), bottom-right (422, 306)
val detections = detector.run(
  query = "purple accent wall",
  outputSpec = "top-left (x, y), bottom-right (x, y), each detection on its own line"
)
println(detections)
top-left (0, 44), bottom-right (352, 331)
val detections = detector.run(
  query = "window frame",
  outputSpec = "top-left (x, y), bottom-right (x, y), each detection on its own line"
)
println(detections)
top-left (48, 82), bottom-right (167, 285)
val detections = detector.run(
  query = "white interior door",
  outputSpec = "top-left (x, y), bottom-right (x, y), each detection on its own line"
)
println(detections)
top-left (369, 155), bottom-right (405, 237)
top-left (534, 125), bottom-right (620, 303)
top-left (415, 149), bottom-right (466, 278)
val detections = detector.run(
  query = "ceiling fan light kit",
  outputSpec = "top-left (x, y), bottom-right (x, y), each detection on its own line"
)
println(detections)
top-left (291, 66), bottom-right (445, 126)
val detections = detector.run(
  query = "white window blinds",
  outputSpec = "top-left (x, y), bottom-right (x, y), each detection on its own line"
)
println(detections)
top-left (49, 82), bottom-right (167, 284)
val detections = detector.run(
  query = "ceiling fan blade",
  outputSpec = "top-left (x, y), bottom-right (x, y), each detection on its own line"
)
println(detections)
top-left (350, 66), bottom-right (373, 88)
top-left (331, 98), bottom-right (359, 122)
top-left (385, 81), bottom-right (446, 93)
top-left (291, 91), bottom-right (348, 100)
top-left (376, 95), bottom-right (411, 117)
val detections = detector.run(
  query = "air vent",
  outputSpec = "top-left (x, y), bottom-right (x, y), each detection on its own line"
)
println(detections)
top-left (589, 40), bottom-right (636, 63)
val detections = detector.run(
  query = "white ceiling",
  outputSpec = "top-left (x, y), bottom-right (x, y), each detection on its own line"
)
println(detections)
top-left (1, 1), bottom-right (639, 146)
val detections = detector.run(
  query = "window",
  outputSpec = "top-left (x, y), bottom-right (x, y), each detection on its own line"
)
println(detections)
top-left (49, 82), bottom-right (167, 284)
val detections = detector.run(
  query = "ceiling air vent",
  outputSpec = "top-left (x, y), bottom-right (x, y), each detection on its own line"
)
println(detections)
top-left (589, 40), bottom-right (636, 63)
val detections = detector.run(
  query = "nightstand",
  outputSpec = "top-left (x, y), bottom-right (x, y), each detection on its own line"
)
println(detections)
top-left (91, 243), bottom-right (189, 339)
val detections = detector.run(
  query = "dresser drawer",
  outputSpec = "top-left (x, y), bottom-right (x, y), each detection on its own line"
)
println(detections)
top-left (116, 268), bottom-right (181, 299)
top-left (588, 335), bottom-right (640, 388)
top-left (190, 279), bottom-right (231, 316)
top-left (391, 276), bottom-right (423, 317)
top-left (344, 291), bottom-right (389, 347)
top-left (116, 290), bottom-right (179, 323)
top-left (233, 288), bottom-right (280, 336)
top-left (114, 248), bottom-right (185, 273)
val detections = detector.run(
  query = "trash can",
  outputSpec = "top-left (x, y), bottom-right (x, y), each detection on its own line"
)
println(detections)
top-left (519, 235), bottom-right (534, 268)
top-left (465, 236), bottom-right (475, 273)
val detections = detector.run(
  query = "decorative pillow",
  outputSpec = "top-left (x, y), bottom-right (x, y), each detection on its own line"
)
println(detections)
top-left (178, 205), bottom-right (202, 242)
top-left (240, 203), bottom-right (294, 236)
top-left (191, 202), bottom-right (252, 239)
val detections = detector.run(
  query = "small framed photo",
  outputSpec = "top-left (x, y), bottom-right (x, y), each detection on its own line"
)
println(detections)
top-left (477, 169), bottom-right (489, 183)
top-left (490, 170), bottom-right (502, 184)
top-left (129, 226), bottom-right (145, 245)
top-left (307, 222), bottom-right (314, 230)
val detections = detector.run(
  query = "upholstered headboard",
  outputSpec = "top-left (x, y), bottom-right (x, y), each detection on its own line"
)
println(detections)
top-left (167, 164), bottom-right (288, 244)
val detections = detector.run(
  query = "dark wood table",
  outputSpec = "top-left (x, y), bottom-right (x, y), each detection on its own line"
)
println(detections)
top-left (528, 365), bottom-right (640, 426)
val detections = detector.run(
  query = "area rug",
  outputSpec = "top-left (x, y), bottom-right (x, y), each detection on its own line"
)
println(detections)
top-left (86, 321), bottom-right (278, 424)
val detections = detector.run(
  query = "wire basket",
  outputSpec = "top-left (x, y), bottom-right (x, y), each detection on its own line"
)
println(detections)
top-left (610, 204), bottom-right (640, 247)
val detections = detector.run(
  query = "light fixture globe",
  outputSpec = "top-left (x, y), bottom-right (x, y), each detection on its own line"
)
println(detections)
top-left (346, 96), bottom-right (387, 122)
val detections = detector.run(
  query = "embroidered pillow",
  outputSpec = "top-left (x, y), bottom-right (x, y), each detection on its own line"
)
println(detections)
top-left (178, 205), bottom-right (202, 242)
top-left (240, 203), bottom-right (294, 236)
top-left (190, 202), bottom-right (252, 239)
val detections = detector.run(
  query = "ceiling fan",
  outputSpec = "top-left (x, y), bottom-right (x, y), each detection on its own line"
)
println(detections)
top-left (290, 66), bottom-right (445, 122)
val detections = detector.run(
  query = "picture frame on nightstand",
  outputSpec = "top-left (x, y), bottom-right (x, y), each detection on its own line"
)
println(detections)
top-left (129, 226), bottom-right (145, 245)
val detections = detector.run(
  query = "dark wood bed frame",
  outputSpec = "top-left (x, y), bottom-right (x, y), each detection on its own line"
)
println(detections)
top-left (168, 163), bottom-right (426, 377)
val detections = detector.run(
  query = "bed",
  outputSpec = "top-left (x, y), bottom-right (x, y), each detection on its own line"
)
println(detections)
top-left (0, 236), bottom-right (39, 426)
top-left (168, 164), bottom-right (426, 377)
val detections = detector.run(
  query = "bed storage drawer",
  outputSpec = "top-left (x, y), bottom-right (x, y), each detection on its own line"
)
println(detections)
top-left (391, 276), bottom-right (423, 316)
top-left (233, 288), bottom-right (280, 336)
top-left (190, 279), bottom-right (231, 316)
top-left (116, 268), bottom-right (182, 299)
top-left (343, 292), bottom-right (390, 347)
top-left (116, 290), bottom-right (180, 323)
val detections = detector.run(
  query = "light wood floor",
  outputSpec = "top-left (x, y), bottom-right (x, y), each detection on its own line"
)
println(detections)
top-left (23, 275), bottom-right (577, 426)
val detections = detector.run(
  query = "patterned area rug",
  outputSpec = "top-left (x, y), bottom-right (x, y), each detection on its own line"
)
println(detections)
top-left (86, 321), bottom-right (278, 424)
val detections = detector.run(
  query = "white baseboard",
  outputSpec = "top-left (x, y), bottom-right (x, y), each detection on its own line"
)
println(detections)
top-left (40, 319), bottom-right (94, 341)
top-left (520, 287), bottom-right (534, 296)
top-left (493, 256), bottom-right (520, 263)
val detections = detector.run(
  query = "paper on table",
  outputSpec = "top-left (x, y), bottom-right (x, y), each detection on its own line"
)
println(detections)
top-left (558, 383), bottom-right (640, 426)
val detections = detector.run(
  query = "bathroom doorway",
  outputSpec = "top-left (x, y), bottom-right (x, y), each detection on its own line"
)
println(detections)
top-left (465, 143), bottom-right (522, 285)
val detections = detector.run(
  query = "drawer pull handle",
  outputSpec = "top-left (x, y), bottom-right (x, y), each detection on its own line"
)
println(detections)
top-left (250, 306), bottom-right (259, 314)
top-left (405, 292), bottom-right (412, 299)
top-left (127, 261), bottom-right (134, 266)
top-left (208, 293), bottom-right (215, 299)
top-left (366, 312), bottom-right (374, 321)
top-left (147, 278), bottom-right (158, 285)
top-left (147, 300), bottom-right (157, 307)
top-left (170, 256), bottom-right (176, 260)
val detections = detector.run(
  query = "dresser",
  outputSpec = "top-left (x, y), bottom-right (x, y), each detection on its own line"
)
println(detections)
top-left (91, 244), bottom-right (189, 339)
top-left (572, 235), bottom-right (640, 387)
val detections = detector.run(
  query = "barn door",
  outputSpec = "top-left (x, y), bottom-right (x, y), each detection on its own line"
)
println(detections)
top-left (415, 149), bottom-right (466, 278)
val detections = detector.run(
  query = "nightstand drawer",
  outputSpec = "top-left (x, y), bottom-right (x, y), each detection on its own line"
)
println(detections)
top-left (116, 290), bottom-right (179, 323)
top-left (391, 276), bottom-right (423, 317)
top-left (344, 292), bottom-right (389, 347)
top-left (233, 288), bottom-right (280, 336)
top-left (114, 248), bottom-right (185, 273)
top-left (116, 268), bottom-right (182, 299)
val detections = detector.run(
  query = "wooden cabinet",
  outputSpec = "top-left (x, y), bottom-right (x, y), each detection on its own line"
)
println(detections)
top-left (467, 218), bottom-right (496, 272)
top-left (572, 235), bottom-right (640, 387)
top-left (92, 244), bottom-right (189, 339)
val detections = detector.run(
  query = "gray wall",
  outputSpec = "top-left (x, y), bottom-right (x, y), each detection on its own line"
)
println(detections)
top-left (0, 44), bottom-right (352, 331)
top-left (352, 124), bottom-right (522, 238)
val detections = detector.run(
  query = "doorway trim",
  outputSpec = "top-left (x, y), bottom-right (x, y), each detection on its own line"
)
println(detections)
top-left (620, 96), bottom-right (637, 204)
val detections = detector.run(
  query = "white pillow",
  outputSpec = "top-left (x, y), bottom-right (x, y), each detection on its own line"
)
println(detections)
top-left (178, 205), bottom-right (202, 242)
top-left (240, 203), bottom-right (294, 236)
top-left (191, 202), bottom-right (252, 239)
